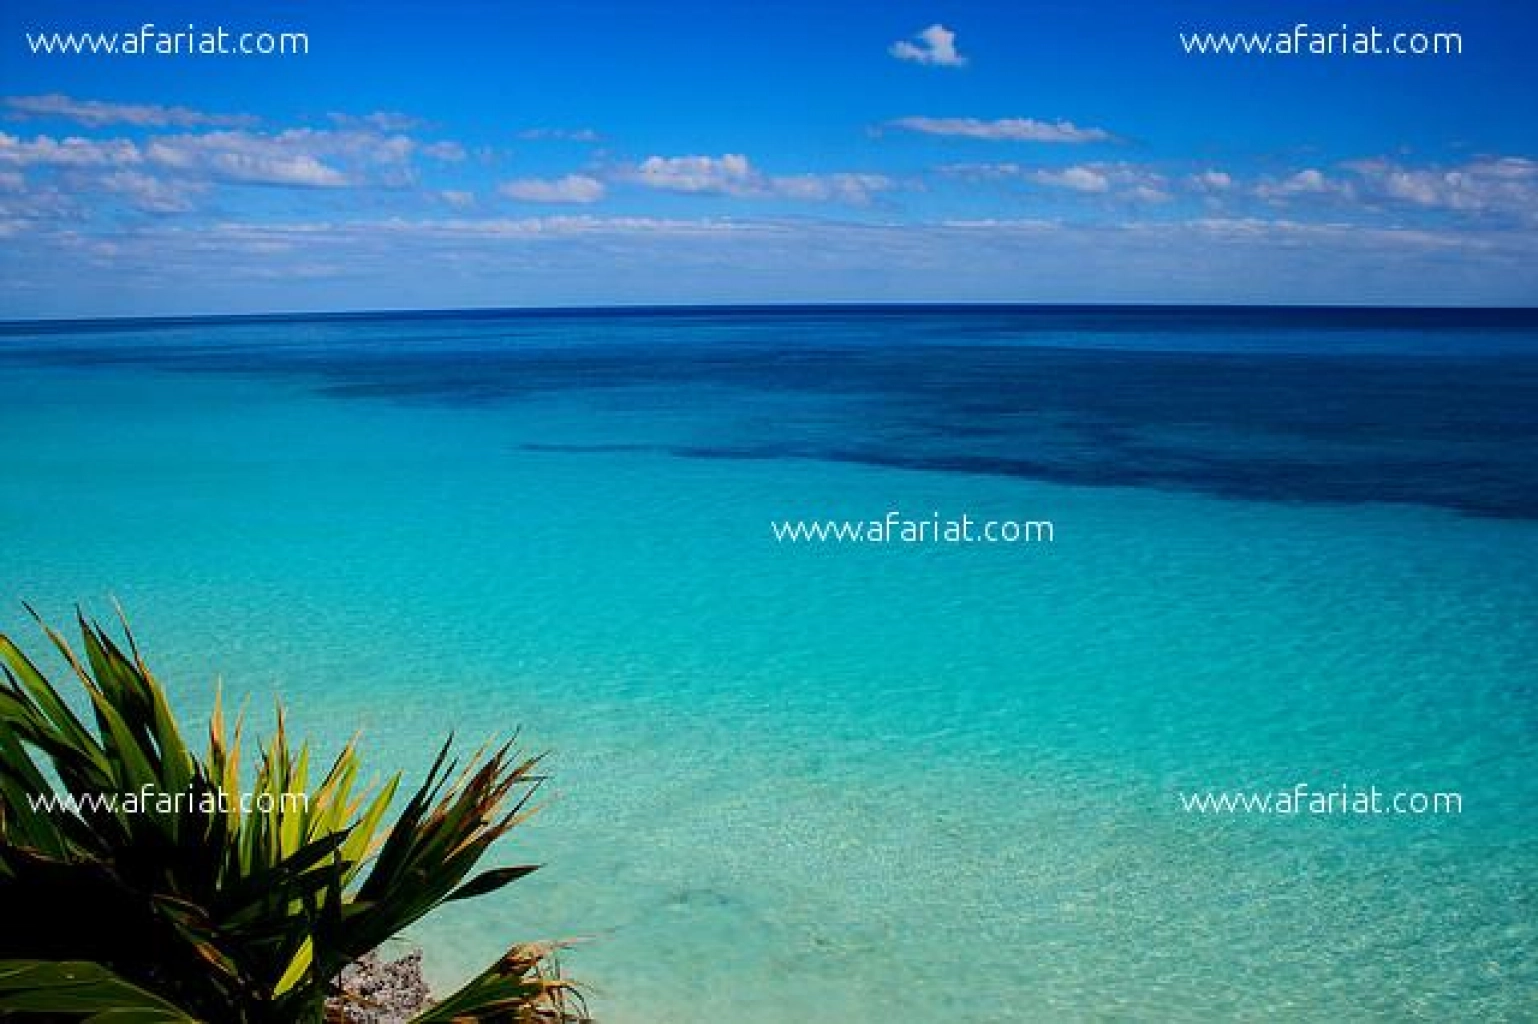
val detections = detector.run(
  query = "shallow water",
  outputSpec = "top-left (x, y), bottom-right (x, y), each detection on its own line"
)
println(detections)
top-left (2, 308), bottom-right (1535, 1021)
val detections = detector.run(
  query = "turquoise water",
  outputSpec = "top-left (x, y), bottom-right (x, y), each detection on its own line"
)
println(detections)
top-left (1, 309), bottom-right (1535, 1021)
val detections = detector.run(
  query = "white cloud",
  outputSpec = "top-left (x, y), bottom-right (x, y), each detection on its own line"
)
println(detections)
top-left (628, 154), bottom-right (893, 205)
top-left (422, 140), bottom-right (467, 162)
top-left (946, 154), bottom-right (1537, 221)
top-left (439, 190), bottom-right (476, 208)
top-left (890, 24), bottom-right (966, 67)
top-left (141, 128), bottom-right (422, 188)
top-left (1173, 217), bottom-right (1482, 253)
top-left (328, 111), bottom-right (423, 132)
top-left (1033, 165), bottom-right (1113, 194)
top-left (888, 116), bottom-right (1113, 144)
top-left (1244, 157), bottom-right (1537, 223)
top-left (499, 174), bottom-right (607, 204)
top-left (0, 122), bottom-right (480, 219)
top-left (939, 217), bottom-right (1061, 231)
top-left (1257, 168), bottom-right (1340, 199)
top-left (945, 161), bottom-right (1169, 201)
top-left (769, 173), bottom-right (894, 204)
top-left (0, 183), bottom-right (79, 227)
top-left (1189, 170), bottom-right (1233, 192)
top-left (518, 128), bottom-right (601, 143)
top-left (1344, 156), bottom-right (1538, 219)
top-left (1037, 164), bottom-right (1169, 201)
top-left (386, 215), bottom-right (766, 238)
top-left (633, 154), bottom-right (758, 195)
top-left (11, 211), bottom-right (1533, 316)
top-left (99, 170), bottom-right (204, 213)
top-left (938, 162), bottom-right (1021, 182)
top-left (145, 132), bottom-right (351, 187)
top-left (0, 132), bottom-right (142, 167)
top-left (3, 94), bottom-right (255, 128)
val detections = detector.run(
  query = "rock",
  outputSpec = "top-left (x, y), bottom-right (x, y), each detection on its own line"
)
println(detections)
top-left (327, 950), bottom-right (433, 1023)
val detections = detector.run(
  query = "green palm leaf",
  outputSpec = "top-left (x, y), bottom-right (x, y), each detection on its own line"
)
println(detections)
top-left (0, 610), bottom-right (585, 1023)
top-left (0, 959), bottom-right (201, 1022)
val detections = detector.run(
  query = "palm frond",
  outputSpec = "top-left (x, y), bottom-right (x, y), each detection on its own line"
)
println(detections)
top-left (0, 959), bottom-right (202, 1022)
top-left (0, 610), bottom-right (578, 1023)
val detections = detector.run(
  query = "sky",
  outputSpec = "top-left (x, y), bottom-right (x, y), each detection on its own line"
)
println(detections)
top-left (1, 0), bottom-right (1535, 317)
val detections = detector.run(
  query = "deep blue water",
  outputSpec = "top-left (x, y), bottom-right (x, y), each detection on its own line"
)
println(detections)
top-left (5, 306), bottom-right (1538, 519)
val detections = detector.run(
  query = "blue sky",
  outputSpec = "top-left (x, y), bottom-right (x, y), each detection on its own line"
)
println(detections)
top-left (1, 0), bottom-right (1535, 316)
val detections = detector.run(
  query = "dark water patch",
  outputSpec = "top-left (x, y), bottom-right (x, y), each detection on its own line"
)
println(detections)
top-left (3, 309), bottom-right (1537, 519)
top-left (575, 440), bottom-right (1535, 520)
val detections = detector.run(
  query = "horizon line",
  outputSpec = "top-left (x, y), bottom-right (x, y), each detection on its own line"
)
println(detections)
top-left (6, 300), bottom-right (1538, 329)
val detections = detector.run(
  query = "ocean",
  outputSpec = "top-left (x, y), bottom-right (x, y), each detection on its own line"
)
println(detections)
top-left (1, 307), bottom-right (1535, 1022)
